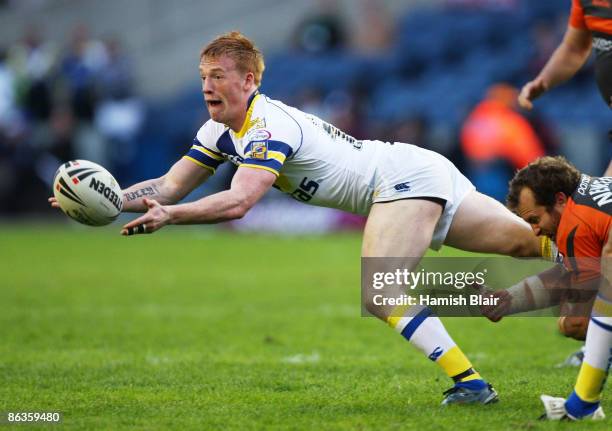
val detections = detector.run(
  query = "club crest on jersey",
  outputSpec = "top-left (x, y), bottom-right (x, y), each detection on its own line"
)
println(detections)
top-left (250, 141), bottom-right (268, 160)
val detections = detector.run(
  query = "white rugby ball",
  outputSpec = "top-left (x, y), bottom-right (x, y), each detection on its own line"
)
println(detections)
top-left (53, 160), bottom-right (123, 226)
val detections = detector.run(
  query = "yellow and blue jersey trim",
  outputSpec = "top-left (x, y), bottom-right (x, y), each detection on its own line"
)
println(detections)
top-left (241, 140), bottom-right (293, 176)
top-left (183, 138), bottom-right (225, 173)
top-left (235, 92), bottom-right (262, 138)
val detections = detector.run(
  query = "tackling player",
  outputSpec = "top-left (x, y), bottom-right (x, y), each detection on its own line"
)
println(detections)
top-left (518, 0), bottom-right (612, 109)
top-left (482, 156), bottom-right (611, 419)
top-left (50, 32), bottom-right (550, 405)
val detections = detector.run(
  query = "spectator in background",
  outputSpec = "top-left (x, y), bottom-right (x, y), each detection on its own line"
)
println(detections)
top-left (295, 87), bottom-right (327, 119)
top-left (0, 46), bottom-right (21, 141)
top-left (389, 115), bottom-right (430, 150)
top-left (352, 0), bottom-right (394, 54)
top-left (518, 0), bottom-right (612, 110)
top-left (98, 37), bottom-right (134, 100)
top-left (60, 24), bottom-right (109, 168)
top-left (61, 24), bottom-right (108, 122)
top-left (461, 83), bottom-right (545, 201)
top-left (8, 25), bottom-right (56, 124)
top-left (94, 37), bottom-right (144, 176)
top-left (4, 26), bottom-right (69, 213)
top-left (0, 46), bottom-right (19, 208)
top-left (293, 0), bottom-right (346, 53)
top-left (295, 87), bottom-right (367, 142)
top-left (528, 20), bottom-right (564, 77)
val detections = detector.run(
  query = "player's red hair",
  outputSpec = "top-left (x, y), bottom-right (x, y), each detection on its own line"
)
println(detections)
top-left (201, 31), bottom-right (265, 86)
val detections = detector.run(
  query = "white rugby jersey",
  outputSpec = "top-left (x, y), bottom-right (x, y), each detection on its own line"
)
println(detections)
top-left (184, 92), bottom-right (391, 215)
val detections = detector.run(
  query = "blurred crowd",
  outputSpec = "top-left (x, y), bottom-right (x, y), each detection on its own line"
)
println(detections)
top-left (0, 24), bottom-right (143, 213)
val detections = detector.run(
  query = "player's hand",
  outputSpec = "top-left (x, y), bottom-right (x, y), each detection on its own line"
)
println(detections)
top-left (121, 198), bottom-right (170, 236)
top-left (518, 77), bottom-right (548, 110)
top-left (48, 197), bottom-right (61, 209)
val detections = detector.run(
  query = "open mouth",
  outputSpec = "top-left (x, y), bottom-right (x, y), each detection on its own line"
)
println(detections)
top-left (207, 100), bottom-right (222, 108)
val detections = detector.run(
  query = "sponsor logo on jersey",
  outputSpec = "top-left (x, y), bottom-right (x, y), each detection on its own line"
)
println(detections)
top-left (589, 177), bottom-right (612, 207)
top-left (593, 37), bottom-right (612, 52)
top-left (394, 181), bottom-right (411, 192)
top-left (577, 175), bottom-right (591, 195)
top-left (225, 154), bottom-right (244, 166)
top-left (247, 128), bottom-right (271, 143)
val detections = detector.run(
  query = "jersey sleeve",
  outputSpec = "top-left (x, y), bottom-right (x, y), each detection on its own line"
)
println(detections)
top-left (564, 215), bottom-right (610, 284)
top-left (239, 122), bottom-right (300, 177)
top-left (569, 0), bottom-right (586, 29)
top-left (183, 121), bottom-right (226, 174)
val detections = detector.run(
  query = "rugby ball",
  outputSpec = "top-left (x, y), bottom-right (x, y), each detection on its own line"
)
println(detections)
top-left (53, 160), bottom-right (123, 226)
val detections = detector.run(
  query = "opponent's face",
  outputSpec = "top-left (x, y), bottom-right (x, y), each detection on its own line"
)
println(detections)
top-left (199, 55), bottom-right (254, 130)
top-left (516, 187), bottom-right (565, 239)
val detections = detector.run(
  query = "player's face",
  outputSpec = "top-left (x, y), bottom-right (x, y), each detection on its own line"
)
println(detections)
top-left (516, 187), bottom-right (562, 239)
top-left (199, 55), bottom-right (253, 130)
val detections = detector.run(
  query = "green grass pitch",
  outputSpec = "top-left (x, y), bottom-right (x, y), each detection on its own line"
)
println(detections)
top-left (0, 225), bottom-right (609, 430)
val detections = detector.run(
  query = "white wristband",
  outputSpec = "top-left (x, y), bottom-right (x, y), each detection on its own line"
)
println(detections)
top-left (507, 275), bottom-right (550, 313)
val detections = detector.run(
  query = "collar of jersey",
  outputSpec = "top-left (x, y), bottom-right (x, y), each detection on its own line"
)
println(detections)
top-left (234, 90), bottom-right (261, 138)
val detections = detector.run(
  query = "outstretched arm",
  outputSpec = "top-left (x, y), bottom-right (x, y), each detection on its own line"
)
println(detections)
top-left (122, 158), bottom-right (213, 212)
top-left (121, 166), bottom-right (276, 235)
top-left (48, 158), bottom-right (212, 213)
top-left (518, 26), bottom-right (592, 110)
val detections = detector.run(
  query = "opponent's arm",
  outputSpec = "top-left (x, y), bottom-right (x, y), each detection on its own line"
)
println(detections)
top-left (480, 264), bottom-right (569, 321)
top-left (518, 26), bottom-right (592, 110)
top-left (122, 158), bottom-right (213, 212)
top-left (602, 229), bottom-right (612, 291)
top-left (604, 160), bottom-right (612, 177)
top-left (121, 166), bottom-right (276, 235)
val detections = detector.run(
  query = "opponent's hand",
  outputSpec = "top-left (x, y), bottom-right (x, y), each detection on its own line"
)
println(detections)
top-left (48, 197), bottom-right (61, 209)
top-left (518, 77), bottom-right (548, 110)
top-left (121, 198), bottom-right (170, 236)
top-left (480, 289), bottom-right (512, 322)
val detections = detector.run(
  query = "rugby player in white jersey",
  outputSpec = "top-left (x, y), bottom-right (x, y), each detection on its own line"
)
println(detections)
top-left (50, 32), bottom-right (548, 405)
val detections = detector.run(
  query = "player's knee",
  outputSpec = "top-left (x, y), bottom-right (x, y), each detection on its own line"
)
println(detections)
top-left (557, 316), bottom-right (589, 341)
top-left (505, 234), bottom-right (540, 258)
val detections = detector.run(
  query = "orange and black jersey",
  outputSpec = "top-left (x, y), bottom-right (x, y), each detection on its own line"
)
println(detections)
top-left (556, 175), bottom-right (612, 283)
top-left (570, 0), bottom-right (612, 37)
top-left (569, 0), bottom-right (612, 105)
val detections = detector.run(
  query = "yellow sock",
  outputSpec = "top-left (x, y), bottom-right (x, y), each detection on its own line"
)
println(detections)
top-left (386, 306), bottom-right (483, 383)
top-left (438, 346), bottom-right (482, 382)
top-left (575, 362), bottom-right (607, 402)
top-left (540, 236), bottom-right (559, 261)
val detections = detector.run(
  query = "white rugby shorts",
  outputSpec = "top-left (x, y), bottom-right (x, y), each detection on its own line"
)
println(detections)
top-left (371, 143), bottom-right (475, 250)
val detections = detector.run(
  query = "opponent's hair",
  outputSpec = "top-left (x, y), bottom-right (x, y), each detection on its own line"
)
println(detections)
top-left (507, 156), bottom-right (581, 210)
top-left (201, 31), bottom-right (265, 86)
